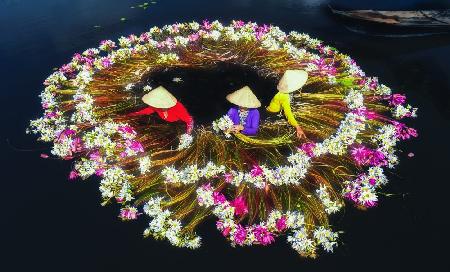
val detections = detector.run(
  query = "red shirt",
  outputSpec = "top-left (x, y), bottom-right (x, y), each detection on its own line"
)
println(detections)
top-left (128, 102), bottom-right (194, 133)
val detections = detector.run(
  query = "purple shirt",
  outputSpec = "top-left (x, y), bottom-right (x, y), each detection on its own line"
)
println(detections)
top-left (227, 107), bottom-right (260, 136)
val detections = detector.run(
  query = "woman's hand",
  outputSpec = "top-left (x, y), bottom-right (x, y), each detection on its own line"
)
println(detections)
top-left (295, 126), bottom-right (307, 140)
top-left (233, 125), bottom-right (244, 132)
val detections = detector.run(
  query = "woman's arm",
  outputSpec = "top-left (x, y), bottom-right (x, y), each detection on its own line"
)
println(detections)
top-left (266, 94), bottom-right (281, 113)
top-left (241, 110), bottom-right (260, 136)
top-left (281, 97), bottom-right (306, 139)
top-left (281, 98), bottom-right (299, 127)
top-left (177, 103), bottom-right (194, 134)
top-left (127, 107), bottom-right (155, 116)
top-left (227, 108), bottom-right (239, 125)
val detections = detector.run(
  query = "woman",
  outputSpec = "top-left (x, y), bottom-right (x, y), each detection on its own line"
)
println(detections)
top-left (128, 86), bottom-right (194, 134)
top-left (266, 70), bottom-right (308, 139)
top-left (226, 86), bottom-right (261, 136)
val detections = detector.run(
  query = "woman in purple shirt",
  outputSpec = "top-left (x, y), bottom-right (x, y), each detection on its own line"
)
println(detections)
top-left (225, 86), bottom-right (261, 136)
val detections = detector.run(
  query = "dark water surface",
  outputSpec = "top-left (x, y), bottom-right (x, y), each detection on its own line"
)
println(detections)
top-left (1, 0), bottom-right (450, 271)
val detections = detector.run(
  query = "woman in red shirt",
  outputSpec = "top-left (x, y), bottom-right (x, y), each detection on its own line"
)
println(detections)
top-left (128, 86), bottom-right (194, 134)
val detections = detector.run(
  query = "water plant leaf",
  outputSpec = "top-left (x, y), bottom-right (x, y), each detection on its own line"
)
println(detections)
top-left (137, 2), bottom-right (150, 9)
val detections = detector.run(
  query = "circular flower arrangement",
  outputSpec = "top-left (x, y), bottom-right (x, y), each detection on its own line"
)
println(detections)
top-left (28, 20), bottom-right (418, 257)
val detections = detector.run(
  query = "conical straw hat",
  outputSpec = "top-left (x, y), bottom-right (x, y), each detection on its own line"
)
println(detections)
top-left (142, 86), bottom-right (177, 108)
top-left (226, 86), bottom-right (261, 108)
top-left (277, 70), bottom-right (308, 93)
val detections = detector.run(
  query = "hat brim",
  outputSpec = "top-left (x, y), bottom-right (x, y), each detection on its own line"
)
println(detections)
top-left (141, 86), bottom-right (177, 108)
top-left (226, 86), bottom-right (261, 108)
top-left (277, 70), bottom-right (308, 93)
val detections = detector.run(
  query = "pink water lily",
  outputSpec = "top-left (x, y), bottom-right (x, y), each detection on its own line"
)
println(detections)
top-left (69, 170), bottom-right (79, 180)
top-left (393, 122), bottom-right (418, 140)
top-left (83, 48), bottom-right (98, 57)
top-left (369, 150), bottom-right (387, 166)
top-left (230, 196), bottom-right (248, 216)
top-left (250, 165), bottom-right (263, 177)
top-left (89, 150), bottom-right (101, 161)
top-left (368, 77), bottom-right (379, 90)
top-left (72, 53), bottom-right (83, 63)
top-left (357, 78), bottom-right (367, 86)
top-left (95, 168), bottom-right (105, 177)
top-left (70, 137), bottom-right (83, 153)
top-left (351, 145), bottom-right (373, 165)
top-left (390, 94), bottom-right (407, 106)
top-left (352, 107), bottom-right (377, 120)
top-left (45, 111), bottom-right (58, 118)
top-left (216, 221), bottom-right (231, 236)
top-left (351, 145), bottom-right (387, 167)
top-left (139, 32), bottom-right (150, 43)
top-left (188, 33), bottom-right (200, 42)
top-left (233, 224), bottom-right (247, 245)
top-left (99, 40), bottom-right (116, 50)
top-left (224, 173), bottom-right (234, 183)
top-left (233, 20), bottom-right (245, 29)
top-left (56, 129), bottom-right (77, 143)
top-left (202, 19), bottom-right (212, 30)
top-left (126, 140), bottom-right (144, 153)
top-left (171, 24), bottom-right (180, 33)
top-left (59, 64), bottom-right (76, 78)
top-left (101, 57), bottom-right (112, 68)
top-left (127, 34), bottom-right (139, 44)
top-left (313, 58), bottom-right (337, 76)
top-left (118, 125), bottom-right (136, 135)
top-left (213, 191), bottom-right (226, 204)
top-left (300, 142), bottom-right (316, 157)
top-left (119, 207), bottom-right (140, 220)
top-left (275, 216), bottom-right (287, 232)
top-left (255, 24), bottom-right (270, 40)
top-left (253, 225), bottom-right (274, 246)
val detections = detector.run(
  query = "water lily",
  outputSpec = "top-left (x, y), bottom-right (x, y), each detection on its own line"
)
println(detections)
top-left (230, 196), bottom-right (248, 216)
top-left (202, 19), bottom-right (212, 30)
top-left (45, 112), bottom-right (57, 118)
top-left (126, 140), bottom-right (144, 153)
top-left (390, 94), bottom-right (406, 106)
top-left (95, 168), bottom-right (105, 176)
top-left (188, 33), bottom-right (199, 42)
top-left (300, 142), bottom-right (316, 157)
top-left (224, 173), bottom-right (234, 183)
top-left (253, 225), bottom-right (274, 245)
top-left (118, 125), bottom-right (136, 135)
top-left (69, 170), bottom-right (79, 180)
top-left (275, 216), bottom-right (287, 232)
top-left (352, 107), bottom-right (377, 120)
top-left (234, 224), bottom-right (247, 245)
top-left (393, 122), bottom-right (418, 140)
top-left (213, 191), bottom-right (226, 204)
top-left (233, 20), bottom-right (245, 29)
top-left (250, 165), bottom-right (263, 177)
top-left (70, 137), bottom-right (83, 153)
top-left (119, 206), bottom-right (140, 220)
